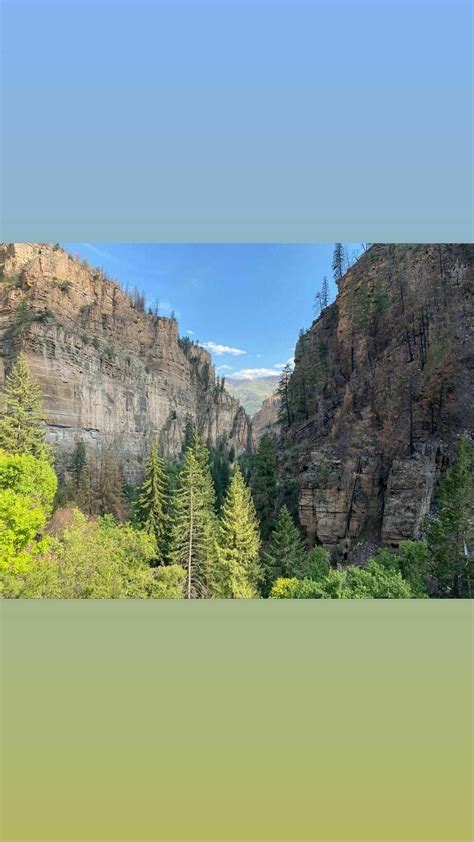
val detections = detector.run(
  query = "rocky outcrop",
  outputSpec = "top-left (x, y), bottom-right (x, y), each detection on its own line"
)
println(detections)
top-left (252, 392), bottom-right (280, 444)
top-left (284, 244), bottom-right (473, 558)
top-left (0, 243), bottom-right (251, 481)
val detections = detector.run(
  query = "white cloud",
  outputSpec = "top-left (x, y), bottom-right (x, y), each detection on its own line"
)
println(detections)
top-left (185, 329), bottom-right (195, 335)
top-left (273, 356), bottom-right (294, 371)
top-left (231, 368), bottom-right (280, 381)
top-left (216, 364), bottom-right (234, 372)
top-left (202, 341), bottom-right (246, 357)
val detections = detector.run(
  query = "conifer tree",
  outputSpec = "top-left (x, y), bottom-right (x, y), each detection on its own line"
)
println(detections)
top-left (251, 433), bottom-right (278, 541)
top-left (137, 439), bottom-right (168, 562)
top-left (169, 433), bottom-right (217, 598)
top-left (427, 434), bottom-right (473, 597)
top-left (70, 440), bottom-right (86, 489)
top-left (277, 363), bottom-right (293, 428)
top-left (214, 466), bottom-right (261, 598)
top-left (262, 505), bottom-right (307, 594)
top-left (321, 275), bottom-right (329, 310)
top-left (332, 243), bottom-right (345, 283)
top-left (0, 353), bottom-right (49, 459)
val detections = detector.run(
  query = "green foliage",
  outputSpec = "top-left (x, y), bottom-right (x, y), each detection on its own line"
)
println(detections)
top-left (213, 466), bottom-right (261, 598)
top-left (0, 450), bottom-right (57, 585)
top-left (250, 433), bottom-right (278, 541)
top-left (4, 511), bottom-right (164, 599)
top-left (168, 433), bottom-right (218, 597)
top-left (271, 560), bottom-right (413, 599)
top-left (136, 439), bottom-right (168, 562)
top-left (262, 506), bottom-right (307, 594)
top-left (208, 442), bottom-right (232, 511)
top-left (372, 541), bottom-right (429, 597)
top-left (332, 243), bottom-right (345, 282)
top-left (0, 354), bottom-right (50, 460)
top-left (277, 363), bottom-right (293, 428)
top-left (427, 435), bottom-right (473, 597)
top-left (304, 546), bottom-right (331, 581)
top-left (70, 440), bottom-right (86, 489)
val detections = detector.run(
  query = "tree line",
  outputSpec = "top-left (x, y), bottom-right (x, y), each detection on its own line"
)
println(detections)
top-left (0, 354), bottom-right (472, 598)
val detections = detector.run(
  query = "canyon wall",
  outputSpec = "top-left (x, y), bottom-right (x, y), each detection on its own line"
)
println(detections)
top-left (0, 243), bottom-right (251, 481)
top-left (284, 244), bottom-right (473, 558)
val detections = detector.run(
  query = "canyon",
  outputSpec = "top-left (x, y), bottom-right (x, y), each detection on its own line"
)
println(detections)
top-left (0, 243), bottom-right (251, 482)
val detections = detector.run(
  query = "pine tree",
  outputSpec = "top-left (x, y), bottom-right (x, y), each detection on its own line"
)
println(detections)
top-left (70, 440), bottom-right (86, 489)
top-left (262, 505), bottom-right (307, 594)
top-left (332, 243), bottom-right (345, 283)
top-left (427, 435), bottom-right (473, 597)
top-left (321, 275), bottom-right (329, 310)
top-left (95, 449), bottom-right (126, 521)
top-left (137, 439), bottom-right (168, 562)
top-left (251, 433), bottom-right (278, 542)
top-left (0, 353), bottom-right (49, 459)
top-left (214, 466), bottom-right (261, 598)
top-left (168, 433), bottom-right (217, 598)
top-left (277, 363), bottom-right (293, 428)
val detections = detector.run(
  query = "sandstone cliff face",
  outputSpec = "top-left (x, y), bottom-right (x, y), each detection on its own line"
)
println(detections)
top-left (284, 244), bottom-right (473, 558)
top-left (0, 243), bottom-right (251, 481)
top-left (252, 392), bottom-right (280, 444)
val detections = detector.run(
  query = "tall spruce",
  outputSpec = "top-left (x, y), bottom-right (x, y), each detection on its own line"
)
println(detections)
top-left (137, 439), bottom-right (168, 562)
top-left (251, 433), bottom-right (278, 541)
top-left (332, 243), bottom-right (345, 283)
top-left (427, 435), bottom-right (473, 597)
top-left (277, 363), bottom-right (293, 428)
top-left (321, 275), bottom-right (329, 310)
top-left (70, 440), bottom-right (86, 489)
top-left (0, 353), bottom-right (49, 459)
top-left (214, 466), bottom-right (261, 598)
top-left (262, 505), bottom-right (307, 594)
top-left (169, 433), bottom-right (217, 598)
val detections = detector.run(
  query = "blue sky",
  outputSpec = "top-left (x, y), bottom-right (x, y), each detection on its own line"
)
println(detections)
top-left (61, 243), bottom-right (363, 379)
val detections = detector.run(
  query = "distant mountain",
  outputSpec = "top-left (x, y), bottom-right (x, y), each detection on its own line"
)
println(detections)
top-left (226, 375), bottom-right (279, 416)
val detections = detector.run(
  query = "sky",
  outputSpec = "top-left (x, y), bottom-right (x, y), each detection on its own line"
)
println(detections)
top-left (61, 243), bottom-right (363, 380)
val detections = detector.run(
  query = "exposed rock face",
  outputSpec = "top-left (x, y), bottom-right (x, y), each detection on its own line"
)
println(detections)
top-left (284, 244), bottom-right (473, 558)
top-left (252, 392), bottom-right (280, 444)
top-left (0, 243), bottom-right (251, 481)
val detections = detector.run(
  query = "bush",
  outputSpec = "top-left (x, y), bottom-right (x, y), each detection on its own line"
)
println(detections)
top-left (270, 560), bottom-right (413, 599)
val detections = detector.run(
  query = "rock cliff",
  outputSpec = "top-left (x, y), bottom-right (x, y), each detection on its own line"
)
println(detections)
top-left (284, 244), bottom-right (473, 558)
top-left (252, 392), bottom-right (280, 444)
top-left (0, 243), bottom-right (251, 481)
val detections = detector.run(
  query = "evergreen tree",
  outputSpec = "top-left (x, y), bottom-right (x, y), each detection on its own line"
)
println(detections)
top-left (427, 435), bottom-right (473, 597)
top-left (321, 275), bottom-right (329, 310)
top-left (0, 353), bottom-right (49, 459)
top-left (262, 505), bottom-right (307, 594)
top-left (168, 433), bottom-right (217, 598)
top-left (70, 440), bottom-right (86, 489)
top-left (277, 363), bottom-right (293, 428)
top-left (251, 433), bottom-right (278, 541)
top-left (137, 439), bottom-right (168, 562)
top-left (214, 466), bottom-right (261, 598)
top-left (332, 243), bottom-right (345, 283)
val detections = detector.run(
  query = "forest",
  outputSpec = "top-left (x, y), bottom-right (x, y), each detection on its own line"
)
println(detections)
top-left (0, 351), bottom-right (472, 599)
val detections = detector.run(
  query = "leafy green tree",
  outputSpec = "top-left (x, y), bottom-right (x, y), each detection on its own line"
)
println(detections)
top-left (0, 353), bottom-right (49, 459)
top-left (208, 443), bottom-right (231, 511)
top-left (250, 433), bottom-right (278, 541)
top-left (304, 546), bottom-right (331, 581)
top-left (0, 450), bottom-right (57, 586)
top-left (262, 505), bottom-right (307, 594)
top-left (168, 433), bottom-right (217, 598)
top-left (332, 243), bottom-right (345, 283)
top-left (270, 560), bottom-right (413, 599)
top-left (427, 435), bottom-right (473, 597)
top-left (137, 439), bottom-right (168, 562)
top-left (372, 542), bottom-right (429, 597)
top-left (4, 510), bottom-right (184, 599)
top-left (213, 466), bottom-right (261, 597)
